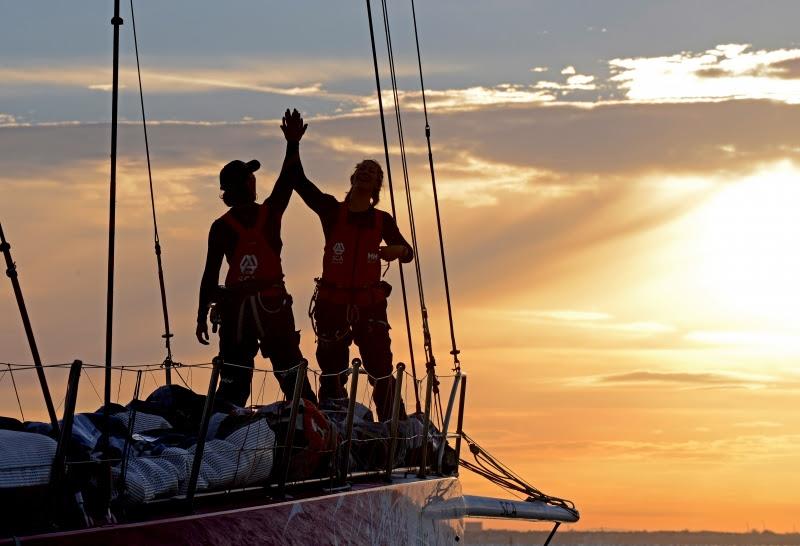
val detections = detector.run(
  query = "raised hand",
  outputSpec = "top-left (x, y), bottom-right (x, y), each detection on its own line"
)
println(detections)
top-left (280, 108), bottom-right (308, 142)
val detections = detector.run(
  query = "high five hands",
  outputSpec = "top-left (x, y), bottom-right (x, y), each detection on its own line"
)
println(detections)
top-left (281, 108), bottom-right (308, 142)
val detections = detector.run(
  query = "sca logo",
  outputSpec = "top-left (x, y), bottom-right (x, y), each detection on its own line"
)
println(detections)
top-left (239, 254), bottom-right (259, 276)
top-left (332, 242), bottom-right (345, 264)
top-left (367, 252), bottom-right (379, 263)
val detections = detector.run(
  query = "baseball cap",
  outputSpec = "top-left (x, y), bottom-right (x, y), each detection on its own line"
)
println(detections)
top-left (220, 159), bottom-right (260, 190)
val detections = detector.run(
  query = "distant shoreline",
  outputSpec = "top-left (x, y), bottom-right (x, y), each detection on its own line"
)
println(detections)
top-left (464, 527), bottom-right (800, 545)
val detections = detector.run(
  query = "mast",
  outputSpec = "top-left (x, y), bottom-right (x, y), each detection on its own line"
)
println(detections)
top-left (0, 223), bottom-right (59, 431)
top-left (103, 0), bottom-right (123, 431)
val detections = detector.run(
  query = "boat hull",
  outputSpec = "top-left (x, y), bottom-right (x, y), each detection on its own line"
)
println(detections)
top-left (8, 476), bottom-right (465, 546)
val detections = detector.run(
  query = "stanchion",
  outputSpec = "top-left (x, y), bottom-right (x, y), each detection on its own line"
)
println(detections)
top-left (385, 362), bottom-right (405, 481)
top-left (417, 363), bottom-right (435, 478)
top-left (0, 222), bottom-right (59, 431)
top-left (51, 360), bottom-right (83, 491)
top-left (436, 371), bottom-right (462, 474)
top-left (186, 357), bottom-right (222, 510)
top-left (277, 359), bottom-right (308, 497)
top-left (454, 374), bottom-right (467, 468)
top-left (118, 370), bottom-right (143, 499)
top-left (340, 358), bottom-right (361, 483)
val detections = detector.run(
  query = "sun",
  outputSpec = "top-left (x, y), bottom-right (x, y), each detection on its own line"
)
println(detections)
top-left (691, 160), bottom-right (800, 327)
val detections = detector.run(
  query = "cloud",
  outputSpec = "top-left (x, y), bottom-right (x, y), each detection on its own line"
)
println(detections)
top-left (466, 434), bottom-right (800, 463)
top-left (518, 310), bottom-right (613, 322)
top-left (500, 309), bottom-right (675, 335)
top-left (581, 370), bottom-right (779, 390)
top-left (4, 96), bottom-right (800, 364)
top-left (685, 330), bottom-right (800, 350)
top-left (353, 84), bottom-right (557, 114)
top-left (0, 58), bottom-right (392, 91)
top-left (431, 151), bottom-right (567, 206)
top-left (0, 113), bottom-right (17, 126)
top-left (609, 43), bottom-right (800, 104)
top-left (734, 421), bottom-right (783, 429)
top-left (314, 135), bottom-right (431, 157)
top-left (590, 434), bottom-right (800, 462)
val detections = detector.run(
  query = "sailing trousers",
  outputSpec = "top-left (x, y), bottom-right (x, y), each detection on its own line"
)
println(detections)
top-left (313, 297), bottom-right (406, 421)
top-left (218, 292), bottom-right (317, 407)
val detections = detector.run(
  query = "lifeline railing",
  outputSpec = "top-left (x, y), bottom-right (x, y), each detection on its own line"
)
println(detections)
top-left (0, 357), bottom-right (466, 522)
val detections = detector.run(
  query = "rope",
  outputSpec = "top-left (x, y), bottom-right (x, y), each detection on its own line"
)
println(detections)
top-left (173, 366), bottom-right (191, 390)
top-left (460, 432), bottom-right (578, 518)
top-left (377, 0), bottom-right (438, 387)
top-left (84, 369), bottom-right (104, 405)
top-left (116, 366), bottom-right (125, 403)
top-left (7, 364), bottom-right (25, 421)
top-left (410, 0), bottom-right (461, 372)
top-left (363, 0), bottom-right (421, 413)
top-left (129, 0), bottom-right (176, 383)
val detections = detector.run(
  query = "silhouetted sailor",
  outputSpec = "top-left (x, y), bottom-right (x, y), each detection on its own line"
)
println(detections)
top-left (287, 120), bottom-right (412, 421)
top-left (196, 109), bottom-right (316, 407)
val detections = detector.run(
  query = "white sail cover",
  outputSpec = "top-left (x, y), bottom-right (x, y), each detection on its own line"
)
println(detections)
top-left (0, 430), bottom-right (56, 488)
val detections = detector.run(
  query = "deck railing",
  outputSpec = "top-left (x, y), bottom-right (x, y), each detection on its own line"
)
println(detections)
top-left (0, 356), bottom-right (467, 521)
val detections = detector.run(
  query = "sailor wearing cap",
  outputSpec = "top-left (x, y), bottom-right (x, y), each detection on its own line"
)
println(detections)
top-left (196, 109), bottom-right (316, 407)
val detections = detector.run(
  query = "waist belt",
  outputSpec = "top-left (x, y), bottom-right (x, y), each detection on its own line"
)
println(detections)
top-left (316, 278), bottom-right (381, 291)
top-left (225, 279), bottom-right (286, 295)
top-left (314, 279), bottom-right (390, 306)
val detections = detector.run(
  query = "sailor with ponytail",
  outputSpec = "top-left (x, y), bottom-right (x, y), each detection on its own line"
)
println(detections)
top-left (288, 121), bottom-right (412, 421)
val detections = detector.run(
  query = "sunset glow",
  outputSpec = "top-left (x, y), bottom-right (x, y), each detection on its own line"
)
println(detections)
top-left (692, 162), bottom-right (800, 326)
top-left (2, 1), bottom-right (800, 535)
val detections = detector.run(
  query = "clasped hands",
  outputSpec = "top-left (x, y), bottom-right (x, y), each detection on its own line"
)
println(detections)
top-left (281, 108), bottom-right (307, 142)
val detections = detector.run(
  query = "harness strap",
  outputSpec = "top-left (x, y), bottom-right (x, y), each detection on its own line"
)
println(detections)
top-left (249, 296), bottom-right (266, 339)
top-left (222, 203), bottom-right (269, 236)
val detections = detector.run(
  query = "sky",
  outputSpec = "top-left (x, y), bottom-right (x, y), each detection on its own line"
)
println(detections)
top-left (2, 0), bottom-right (800, 533)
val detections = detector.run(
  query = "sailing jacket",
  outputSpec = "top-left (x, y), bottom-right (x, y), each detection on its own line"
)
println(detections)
top-left (290, 151), bottom-right (413, 305)
top-left (321, 202), bottom-right (384, 292)
top-left (197, 142), bottom-right (296, 322)
top-left (220, 203), bottom-right (283, 288)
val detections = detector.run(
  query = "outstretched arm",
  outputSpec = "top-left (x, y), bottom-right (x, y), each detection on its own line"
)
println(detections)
top-left (264, 109), bottom-right (308, 214)
top-left (277, 110), bottom-right (338, 217)
top-left (196, 223), bottom-right (225, 344)
top-left (380, 213), bottom-right (414, 263)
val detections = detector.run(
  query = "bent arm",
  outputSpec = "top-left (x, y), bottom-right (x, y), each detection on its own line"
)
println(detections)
top-left (197, 223), bottom-right (225, 322)
top-left (382, 213), bottom-right (414, 263)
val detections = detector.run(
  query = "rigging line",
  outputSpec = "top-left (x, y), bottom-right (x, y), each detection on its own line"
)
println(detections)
top-left (460, 431), bottom-right (577, 514)
top-left (116, 365), bottom-right (125, 403)
top-left (85, 369), bottom-right (104, 404)
top-left (378, 0), bottom-right (436, 373)
top-left (364, 0), bottom-right (421, 414)
top-left (410, 0), bottom-right (461, 371)
top-left (7, 364), bottom-right (25, 421)
top-left (129, 0), bottom-right (175, 385)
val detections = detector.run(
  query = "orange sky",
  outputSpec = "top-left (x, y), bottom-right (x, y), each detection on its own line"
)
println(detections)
top-left (3, 26), bottom-right (800, 531)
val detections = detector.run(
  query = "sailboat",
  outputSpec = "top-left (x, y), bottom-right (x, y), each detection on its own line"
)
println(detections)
top-left (0, 1), bottom-right (579, 544)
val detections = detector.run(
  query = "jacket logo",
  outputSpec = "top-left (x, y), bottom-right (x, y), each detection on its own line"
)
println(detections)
top-left (367, 252), bottom-right (379, 263)
top-left (332, 242), bottom-right (345, 264)
top-left (240, 254), bottom-right (259, 275)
